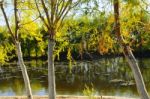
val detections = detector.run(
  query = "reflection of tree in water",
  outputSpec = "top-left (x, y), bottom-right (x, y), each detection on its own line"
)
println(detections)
top-left (31, 79), bottom-right (46, 95)
top-left (0, 57), bottom-right (149, 96)
top-left (66, 73), bottom-right (75, 84)
top-left (11, 78), bottom-right (24, 95)
top-left (0, 80), bottom-right (11, 93)
top-left (79, 62), bottom-right (95, 83)
top-left (55, 57), bottom-right (145, 86)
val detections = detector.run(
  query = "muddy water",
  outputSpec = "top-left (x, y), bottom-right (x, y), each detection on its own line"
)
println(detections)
top-left (0, 57), bottom-right (150, 98)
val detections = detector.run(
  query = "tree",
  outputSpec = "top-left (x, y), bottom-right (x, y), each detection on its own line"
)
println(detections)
top-left (113, 0), bottom-right (149, 98)
top-left (0, 0), bottom-right (33, 99)
top-left (34, 0), bottom-right (82, 99)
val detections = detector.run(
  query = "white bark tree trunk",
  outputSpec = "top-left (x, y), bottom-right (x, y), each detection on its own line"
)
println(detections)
top-left (113, 0), bottom-right (149, 98)
top-left (48, 39), bottom-right (56, 99)
top-left (16, 42), bottom-right (33, 99)
top-left (124, 47), bottom-right (149, 99)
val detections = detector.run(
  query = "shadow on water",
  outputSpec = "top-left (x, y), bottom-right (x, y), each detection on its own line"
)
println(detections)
top-left (0, 57), bottom-right (150, 98)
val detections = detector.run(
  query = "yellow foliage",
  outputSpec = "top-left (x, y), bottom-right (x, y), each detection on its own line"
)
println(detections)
top-left (0, 46), bottom-right (7, 64)
top-left (107, 15), bottom-right (114, 24)
top-left (121, 3), bottom-right (141, 33)
top-left (21, 21), bottom-right (38, 35)
top-left (98, 32), bottom-right (114, 54)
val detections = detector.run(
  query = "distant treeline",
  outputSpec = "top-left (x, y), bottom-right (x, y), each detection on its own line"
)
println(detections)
top-left (1, 11), bottom-right (150, 62)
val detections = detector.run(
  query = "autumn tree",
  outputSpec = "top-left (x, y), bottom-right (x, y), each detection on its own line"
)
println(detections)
top-left (113, 0), bottom-right (149, 98)
top-left (34, 0), bottom-right (82, 99)
top-left (0, 0), bottom-right (33, 99)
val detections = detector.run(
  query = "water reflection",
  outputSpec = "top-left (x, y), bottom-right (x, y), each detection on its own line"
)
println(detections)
top-left (0, 57), bottom-right (150, 97)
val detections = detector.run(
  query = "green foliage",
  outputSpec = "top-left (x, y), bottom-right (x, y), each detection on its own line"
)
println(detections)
top-left (83, 84), bottom-right (96, 99)
top-left (0, 27), bottom-right (15, 64)
top-left (0, 46), bottom-right (7, 64)
top-left (119, 0), bottom-right (150, 51)
top-left (122, 0), bottom-right (139, 5)
top-left (1, 0), bottom-right (150, 62)
top-left (0, 43), bottom-right (15, 64)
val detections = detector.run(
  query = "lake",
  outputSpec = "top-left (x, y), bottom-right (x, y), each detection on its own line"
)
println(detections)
top-left (0, 56), bottom-right (150, 98)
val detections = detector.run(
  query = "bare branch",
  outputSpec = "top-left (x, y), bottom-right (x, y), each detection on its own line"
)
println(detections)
top-left (71, 0), bottom-right (81, 9)
top-left (55, 0), bottom-right (63, 17)
top-left (57, 0), bottom-right (65, 18)
top-left (35, 0), bottom-right (50, 29)
top-left (53, 0), bottom-right (58, 20)
top-left (140, 7), bottom-right (150, 15)
top-left (141, 0), bottom-right (150, 6)
top-left (50, 0), bottom-right (55, 23)
top-left (0, 1), bottom-right (16, 43)
top-left (56, 0), bottom-right (72, 23)
top-left (41, 0), bottom-right (51, 25)
top-left (60, 6), bottom-right (71, 22)
top-left (14, 0), bottom-right (19, 40)
top-left (20, 16), bottom-right (40, 26)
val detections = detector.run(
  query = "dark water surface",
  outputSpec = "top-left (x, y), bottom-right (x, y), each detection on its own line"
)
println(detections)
top-left (0, 57), bottom-right (150, 98)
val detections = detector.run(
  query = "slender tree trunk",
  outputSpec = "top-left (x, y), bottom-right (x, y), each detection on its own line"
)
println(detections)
top-left (124, 47), bottom-right (149, 99)
top-left (113, 0), bottom-right (149, 99)
top-left (48, 38), bottom-right (56, 99)
top-left (16, 42), bottom-right (33, 99)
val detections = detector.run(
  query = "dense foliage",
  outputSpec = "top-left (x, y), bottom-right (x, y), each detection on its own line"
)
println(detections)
top-left (0, 0), bottom-right (150, 62)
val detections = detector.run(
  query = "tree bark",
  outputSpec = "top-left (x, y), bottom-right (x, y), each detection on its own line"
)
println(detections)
top-left (124, 47), bottom-right (149, 99)
top-left (113, 0), bottom-right (150, 99)
top-left (48, 38), bottom-right (56, 99)
top-left (16, 42), bottom-right (33, 99)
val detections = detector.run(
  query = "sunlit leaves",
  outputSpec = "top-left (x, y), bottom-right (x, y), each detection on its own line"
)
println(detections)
top-left (122, 0), bottom-right (139, 6)
top-left (0, 46), bottom-right (7, 64)
top-left (0, 43), bottom-right (15, 64)
top-left (98, 32), bottom-right (114, 54)
top-left (120, 1), bottom-right (144, 47)
top-left (0, 26), bottom-right (15, 64)
top-left (19, 18), bottom-right (39, 40)
top-left (1, 0), bottom-right (150, 62)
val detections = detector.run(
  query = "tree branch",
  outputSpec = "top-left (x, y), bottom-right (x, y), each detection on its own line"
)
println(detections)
top-left (141, 0), bottom-right (150, 6)
top-left (0, 1), bottom-right (16, 44)
top-left (50, 0), bottom-right (55, 23)
top-left (57, 0), bottom-right (65, 18)
top-left (41, 0), bottom-right (51, 25)
top-left (14, 0), bottom-right (19, 40)
top-left (57, 5), bottom-right (72, 30)
top-left (55, 0), bottom-right (63, 17)
top-left (55, 0), bottom-right (72, 25)
top-left (35, 0), bottom-right (50, 29)
top-left (58, 0), bottom-right (72, 19)
top-left (20, 16), bottom-right (40, 26)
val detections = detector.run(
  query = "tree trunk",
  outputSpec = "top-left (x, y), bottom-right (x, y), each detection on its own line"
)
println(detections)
top-left (16, 42), bottom-right (33, 99)
top-left (124, 47), bottom-right (149, 99)
top-left (48, 38), bottom-right (56, 99)
top-left (113, 0), bottom-right (149, 99)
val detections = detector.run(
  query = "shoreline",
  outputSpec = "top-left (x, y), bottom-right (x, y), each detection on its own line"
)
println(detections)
top-left (0, 95), bottom-right (139, 99)
top-left (8, 49), bottom-right (150, 62)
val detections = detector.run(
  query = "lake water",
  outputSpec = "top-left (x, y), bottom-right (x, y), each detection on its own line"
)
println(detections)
top-left (0, 57), bottom-right (150, 98)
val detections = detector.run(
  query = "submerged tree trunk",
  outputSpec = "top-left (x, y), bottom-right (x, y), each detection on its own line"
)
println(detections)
top-left (113, 0), bottom-right (149, 99)
top-left (16, 42), bottom-right (33, 99)
top-left (48, 38), bottom-right (56, 99)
